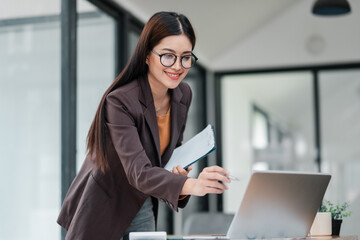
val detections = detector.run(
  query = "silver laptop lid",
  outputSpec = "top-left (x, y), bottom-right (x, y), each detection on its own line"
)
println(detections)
top-left (227, 170), bottom-right (331, 239)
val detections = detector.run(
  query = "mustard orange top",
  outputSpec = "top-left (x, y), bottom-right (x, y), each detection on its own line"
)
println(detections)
top-left (157, 106), bottom-right (171, 156)
top-left (157, 106), bottom-right (187, 200)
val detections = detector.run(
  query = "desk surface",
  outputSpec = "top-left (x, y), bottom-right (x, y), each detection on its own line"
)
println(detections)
top-left (168, 235), bottom-right (358, 240)
top-left (309, 236), bottom-right (358, 240)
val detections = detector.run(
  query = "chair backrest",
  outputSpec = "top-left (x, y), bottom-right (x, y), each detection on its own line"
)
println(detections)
top-left (182, 212), bottom-right (234, 235)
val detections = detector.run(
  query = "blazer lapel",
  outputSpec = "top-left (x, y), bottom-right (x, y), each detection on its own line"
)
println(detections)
top-left (138, 75), bottom-right (188, 167)
top-left (138, 76), bottom-right (161, 165)
top-left (161, 86), bottom-right (187, 166)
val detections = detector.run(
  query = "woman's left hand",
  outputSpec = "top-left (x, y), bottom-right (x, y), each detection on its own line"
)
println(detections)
top-left (171, 165), bottom-right (192, 177)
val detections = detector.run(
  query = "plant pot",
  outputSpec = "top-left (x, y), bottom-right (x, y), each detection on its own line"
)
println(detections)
top-left (310, 212), bottom-right (332, 236)
top-left (332, 219), bottom-right (343, 236)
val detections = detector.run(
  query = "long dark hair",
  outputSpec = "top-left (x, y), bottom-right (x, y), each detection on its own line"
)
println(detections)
top-left (87, 12), bottom-right (196, 172)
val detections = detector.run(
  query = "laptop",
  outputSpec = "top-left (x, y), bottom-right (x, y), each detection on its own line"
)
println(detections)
top-left (182, 170), bottom-right (331, 239)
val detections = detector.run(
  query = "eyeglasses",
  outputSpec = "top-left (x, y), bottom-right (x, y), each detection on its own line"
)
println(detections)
top-left (151, 50), bottom-right (198, 69)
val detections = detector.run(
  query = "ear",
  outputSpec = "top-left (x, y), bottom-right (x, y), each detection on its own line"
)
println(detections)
top-left (146, 51), bottom-right (152, 65)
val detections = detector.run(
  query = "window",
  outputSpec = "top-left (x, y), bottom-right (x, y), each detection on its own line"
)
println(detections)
top-left (76, 10), bottom-right (116, 172)
top-left (319, 69), bottom-right (360, 236)
top-left (251, 105), bottom-right (269, 149)
top-left (219, 71), bottom-right (315, 213)
top-left (0, 13), bottom-right (61, 240)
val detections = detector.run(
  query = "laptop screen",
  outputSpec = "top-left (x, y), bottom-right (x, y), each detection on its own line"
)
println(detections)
top-left (227, 171), bottom-right (331, 239)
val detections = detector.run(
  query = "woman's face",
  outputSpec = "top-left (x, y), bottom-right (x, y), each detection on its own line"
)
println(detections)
top-left (146, 34), bottom-right (193, 91)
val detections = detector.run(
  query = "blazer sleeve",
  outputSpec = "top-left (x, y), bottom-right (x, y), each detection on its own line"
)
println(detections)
top-left (105, 90), bottom-right (188, 211)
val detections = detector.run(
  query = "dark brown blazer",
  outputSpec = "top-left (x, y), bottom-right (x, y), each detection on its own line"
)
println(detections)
top-left (57, 75), bottom-right (192, 240)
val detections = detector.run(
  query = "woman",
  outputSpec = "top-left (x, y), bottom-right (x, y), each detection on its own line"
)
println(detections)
top-left (57, 11), bottom-right (231, 240)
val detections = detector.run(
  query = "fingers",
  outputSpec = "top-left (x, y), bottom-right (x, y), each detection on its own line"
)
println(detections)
top-left (199, 165), bottom-right (231, 194)
top-left (205, 186), bottom-right (226, 194)
top-left (203, 165), bottom-right (229, 176)
top-left (176, 165), bottom-right (188, 176)
top-left (192, 176), bottom-right (228, 196)
top-left (197, 173), bottom-right (229, 194)
top-left (181, 170), bottom-right (231, 197)
top-left (206, 179), bottom-right (228, 191)
top-left (181, 166), bottom-right (232, 197)
top-left (199, 171), bottom-right (229, 184)
top-left (171, 167), bottom-right (177, 174)
top-left (172, 165), bottom-right (189, 177)
top-left (200, 167), bottom-right (231, 183)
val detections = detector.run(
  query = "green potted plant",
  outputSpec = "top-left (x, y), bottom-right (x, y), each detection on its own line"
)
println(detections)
top-left (319, 200), bottom-right (352, 235)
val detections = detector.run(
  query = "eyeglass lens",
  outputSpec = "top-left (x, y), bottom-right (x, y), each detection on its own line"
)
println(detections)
top-left (160, 54), bottom-right (196, 69)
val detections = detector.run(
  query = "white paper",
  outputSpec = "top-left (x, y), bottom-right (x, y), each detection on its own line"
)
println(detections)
top-left (129, 231), bottom-right (166, 240)
top-left (164, 124), bottom-right (216, 171)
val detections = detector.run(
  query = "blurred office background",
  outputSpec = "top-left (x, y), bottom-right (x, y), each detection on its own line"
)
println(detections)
top-left (0, 0), bottom-right (359, 239)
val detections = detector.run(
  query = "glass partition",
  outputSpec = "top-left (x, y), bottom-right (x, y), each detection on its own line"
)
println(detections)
top-left (0, 16), bottom-right (61, 240)
top-left (319, 69), bottom-right (360, 237)
top-left (76, 10), bottom-right (115, 171)
top-left (128, 29), bottom-right (140, 61)
top-left (220, 71), bottom-right (316, 213)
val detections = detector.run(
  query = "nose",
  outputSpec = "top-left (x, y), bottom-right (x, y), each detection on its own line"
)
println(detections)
top-left (172, 57), bottom-right (182, 70)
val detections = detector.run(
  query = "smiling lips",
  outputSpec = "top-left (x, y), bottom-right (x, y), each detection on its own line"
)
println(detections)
top-left (165, 71), bottom-right (182, 80)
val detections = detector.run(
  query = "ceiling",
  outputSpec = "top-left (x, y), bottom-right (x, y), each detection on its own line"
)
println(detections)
top-left (114, 0), bottom-right (360, 72)
top-left (2, 0), bottom-right (359, 71)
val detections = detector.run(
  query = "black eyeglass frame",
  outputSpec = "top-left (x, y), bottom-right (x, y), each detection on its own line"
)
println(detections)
top-left (151, 49), bottom-right (198, 69)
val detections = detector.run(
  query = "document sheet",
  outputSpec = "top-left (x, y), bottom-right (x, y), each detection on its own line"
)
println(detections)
top-left (164, 124), bottom-right (216, 171)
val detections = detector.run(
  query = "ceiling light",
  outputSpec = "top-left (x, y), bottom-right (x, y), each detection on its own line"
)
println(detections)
top-left (312, 0), bottom-right (351, 16)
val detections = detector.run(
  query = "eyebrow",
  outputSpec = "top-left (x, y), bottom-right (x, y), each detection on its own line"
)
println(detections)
top-left (160, 48), bottom-right (192, 54)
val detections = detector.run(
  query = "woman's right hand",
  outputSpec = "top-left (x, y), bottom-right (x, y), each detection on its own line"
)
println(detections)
top-left (180, 166), bottom-right (231, 196)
